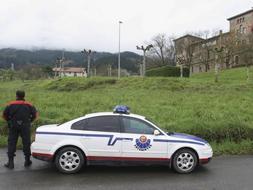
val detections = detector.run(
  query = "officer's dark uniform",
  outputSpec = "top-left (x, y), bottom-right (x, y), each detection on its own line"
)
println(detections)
top-left (2, 91), bottom-right (38, 169)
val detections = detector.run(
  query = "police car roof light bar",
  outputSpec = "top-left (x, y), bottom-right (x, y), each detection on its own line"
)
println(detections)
top-left (113, 105), bottom-right (130, 114)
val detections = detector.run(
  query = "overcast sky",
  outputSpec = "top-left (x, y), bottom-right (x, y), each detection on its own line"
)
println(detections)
top-left (0, 0), bottom-right (252, 53)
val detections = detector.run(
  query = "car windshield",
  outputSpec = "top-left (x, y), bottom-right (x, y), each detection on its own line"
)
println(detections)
top-left (145, 117), bottom-right (160, 128)
top-left (145, 117), bottom-right (173, 135)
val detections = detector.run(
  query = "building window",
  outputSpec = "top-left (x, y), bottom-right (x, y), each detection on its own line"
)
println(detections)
top-left (225, 58), bottom-right (230, 68)
top-left (239, 25), bottom-right (243, 33)
top-left (206, 64), bottom-right (210, 72)
top-left (234, 55), bottom-right (239, 65)
top-left (237, 17), bottom-right (245, 24)
top-left (243, 27), bottom-right (246, 34)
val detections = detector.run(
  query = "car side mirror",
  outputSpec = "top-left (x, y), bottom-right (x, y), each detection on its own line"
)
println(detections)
top-left (154, 130), bottom-right (160, 136)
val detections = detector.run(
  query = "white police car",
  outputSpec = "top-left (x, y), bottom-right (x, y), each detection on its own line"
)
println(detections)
top-left (31, 106), bottom-right (212, 174)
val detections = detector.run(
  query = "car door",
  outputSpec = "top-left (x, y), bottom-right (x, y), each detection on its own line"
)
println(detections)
top-left (71, 115), bottom-right (122, 159)
top-left (120, 116), bottom-right (168, 162)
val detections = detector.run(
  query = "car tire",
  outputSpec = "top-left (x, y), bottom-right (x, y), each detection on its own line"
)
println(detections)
top-left (172, 148), bottom-right (198, 174)
top-left (55, 147), bottom-right (85, 174)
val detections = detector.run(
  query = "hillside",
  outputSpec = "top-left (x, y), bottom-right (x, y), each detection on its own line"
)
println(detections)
top-left (0, 48), bottom-right (141, 74)
top-left (0, 67), bottom-right (253, 154)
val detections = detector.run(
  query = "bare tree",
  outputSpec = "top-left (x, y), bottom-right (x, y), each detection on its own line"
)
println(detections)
top-left (147, 34), bottom-right (176, 66)
top-left (175, 38), bottom-right (195, 76)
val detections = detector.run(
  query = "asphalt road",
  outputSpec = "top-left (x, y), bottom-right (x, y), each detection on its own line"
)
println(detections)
top-left (0, 149), bottom-right (252, 190)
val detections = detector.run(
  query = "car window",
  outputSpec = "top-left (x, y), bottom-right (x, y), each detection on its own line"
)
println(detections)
top-left (71, 119), bottom-right (87, 130)
top-left (121, 117), bottom-right (155, 135)
top-left (72, 116), bottom-right (120, 132)
top-left (86, 116), bottom-right (120, 132)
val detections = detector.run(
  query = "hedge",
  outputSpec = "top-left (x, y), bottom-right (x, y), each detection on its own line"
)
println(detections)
top-left (146, 66), bottom-right (189, 77)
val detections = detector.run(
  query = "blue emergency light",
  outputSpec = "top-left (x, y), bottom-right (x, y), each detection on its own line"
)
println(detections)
top-left (113, 105), bottom-right (130, 114)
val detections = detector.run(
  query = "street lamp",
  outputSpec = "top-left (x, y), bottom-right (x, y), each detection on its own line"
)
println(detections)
top-left (118, 21), bottom-right (123, 79)
top-left (81, 49), bottom-right (96, 77)
top-left (136, 44), bottom-right (153, 76)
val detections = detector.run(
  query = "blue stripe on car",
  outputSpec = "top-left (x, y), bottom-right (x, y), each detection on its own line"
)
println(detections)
top-left (153, 139), bottom-right (205, 146)
top-left (36, 131), bottom-right (133, 146)
top-left (36, 131), bottom-right (205, 146)
top-left (168, 132), bottom-right (208, 144)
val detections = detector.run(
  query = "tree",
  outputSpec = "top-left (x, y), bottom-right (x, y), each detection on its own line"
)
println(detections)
top-left (0, 69), bottom-right (15, 81)
top-left (175, 37), bottom-right (195, 77)
top-left (147, 34), bottom-right (176, 67)
top-left (42, 66), bottom-right (54, 78)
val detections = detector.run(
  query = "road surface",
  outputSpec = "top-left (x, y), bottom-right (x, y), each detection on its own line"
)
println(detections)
top-left (0, 149), bottom-right (252, 190)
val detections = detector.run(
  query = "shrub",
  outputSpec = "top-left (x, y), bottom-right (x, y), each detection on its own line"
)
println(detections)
top-left (146, 66), bottom-right (189, 77)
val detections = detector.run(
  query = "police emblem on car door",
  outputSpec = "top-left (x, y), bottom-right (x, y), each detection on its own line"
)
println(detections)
top-left (120, 116), bottom-right (168, 159)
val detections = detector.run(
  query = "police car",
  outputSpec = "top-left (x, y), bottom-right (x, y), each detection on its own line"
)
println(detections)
top-left (31, 106), bottom-right (212, 174)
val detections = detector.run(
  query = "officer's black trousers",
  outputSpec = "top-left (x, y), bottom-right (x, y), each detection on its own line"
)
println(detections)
top-left (7, 125), bottom-right (31, 158)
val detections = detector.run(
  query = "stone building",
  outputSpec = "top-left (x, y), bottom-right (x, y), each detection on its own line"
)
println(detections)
top-left (175, 8), bottom-right (253, 74)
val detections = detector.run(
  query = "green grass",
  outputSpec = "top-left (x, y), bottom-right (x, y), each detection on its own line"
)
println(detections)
top-left (1, 67), bottom-right (253, 154)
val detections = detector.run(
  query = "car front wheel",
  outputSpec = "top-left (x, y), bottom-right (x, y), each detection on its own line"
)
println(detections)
top-left (55, 147), bottom-right (85, 174)
top-left (172, 148), bottom-right (198, 174)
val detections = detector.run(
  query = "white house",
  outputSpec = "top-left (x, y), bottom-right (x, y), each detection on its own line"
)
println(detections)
top-left (53, 67), bottom-right (87, 77)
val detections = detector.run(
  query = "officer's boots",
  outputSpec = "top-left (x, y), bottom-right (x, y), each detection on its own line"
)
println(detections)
top-left (4, 157), bottom-right (14, 169)
top-left (24, 156), bottom-right (32, 167)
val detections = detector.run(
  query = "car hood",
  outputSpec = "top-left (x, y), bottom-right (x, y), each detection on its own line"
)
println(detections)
top-left (167, 132), bottom-right (208, 144)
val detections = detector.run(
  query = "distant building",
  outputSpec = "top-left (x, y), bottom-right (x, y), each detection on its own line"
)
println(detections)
top-left (228, 9), bottom-right (253, 35)
top-left (53, 67), bottom-right (87, 77)
top-left (175, 8), bottom-right (253, 74)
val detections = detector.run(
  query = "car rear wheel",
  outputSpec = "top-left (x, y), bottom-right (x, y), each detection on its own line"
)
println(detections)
top-left (172, 148), bottom-right (198, 174)
top-left (55, 147), bottom-right (84, 174)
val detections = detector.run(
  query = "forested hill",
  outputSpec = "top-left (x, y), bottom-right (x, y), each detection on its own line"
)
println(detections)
top-left (0, 48), bottom-right (142, 73)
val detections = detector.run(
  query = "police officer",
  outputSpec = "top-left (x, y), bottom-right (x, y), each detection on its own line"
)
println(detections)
top-left (2, 90), bottom-right (38, 169)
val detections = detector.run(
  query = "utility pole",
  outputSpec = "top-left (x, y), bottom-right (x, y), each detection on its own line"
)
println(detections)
top-left (81, 49), bottom-right (95, 77)
top-left (136, 44), bottom-right (153, 76)
top-left (118, 21), bottom-right (123, 79)
top-left (61, 50), bottom-right (65, 77)
top-left (107, 64), bottom-right (112, 77)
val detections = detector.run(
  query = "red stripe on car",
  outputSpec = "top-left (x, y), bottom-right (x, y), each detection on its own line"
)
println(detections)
top-left (32, 152), bottom-right (53, 158)
top-left (87, 156), bottom-right (170, 161)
